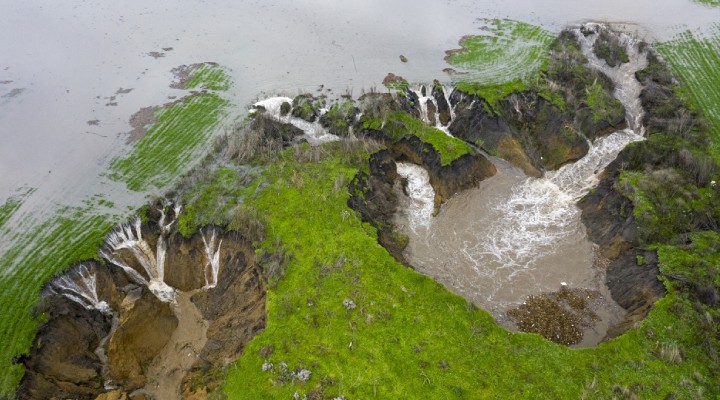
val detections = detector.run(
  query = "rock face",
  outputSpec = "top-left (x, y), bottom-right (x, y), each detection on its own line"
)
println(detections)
top-left (107, 289), bottom-right (178, 390)
top-left (579, 164), bottom-right (666, 339)
top-left (18, 298), bottom-right (111, 399)
top-left (18, 206), bottom-right (267, 400)
top-left (447, 87), bottom-right (624, 176)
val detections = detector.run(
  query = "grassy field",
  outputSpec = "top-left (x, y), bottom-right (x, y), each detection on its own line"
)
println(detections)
top-left (657, 24), bottom-right (720, 159)
top-left (445, 19), bottom-right (555, 105)
top-left (377, 112), bottom-right (475, 165)
top-left (219, 139), bottom-right (715, 399)
top-left (185, 63), bottom-right (232, 91)
top-left (0, 188), bottom-right (34, 228)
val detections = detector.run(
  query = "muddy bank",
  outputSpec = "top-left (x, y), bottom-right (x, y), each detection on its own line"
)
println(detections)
top-left (18, 204), bottom-right (266, 400)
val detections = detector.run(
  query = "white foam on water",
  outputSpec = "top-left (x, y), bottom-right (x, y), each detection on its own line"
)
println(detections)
top-left (395, 163), bottom-right (435, 233)
top-left (253, 97), bottom-right (340, 145)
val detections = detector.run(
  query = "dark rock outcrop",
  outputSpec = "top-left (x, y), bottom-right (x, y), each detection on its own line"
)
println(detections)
top-left (432, 81), bottom-right (451, 126)
top-left (349, 131), bottom-right (496, 264)
top-left (291, 94), bottom-right (319, 122)
top-left (18, 297), bottom-right (111, 399)
top-left (579, 147), bottom-right (666, 339)
top-left (191, 233), bottom-right (266, 366)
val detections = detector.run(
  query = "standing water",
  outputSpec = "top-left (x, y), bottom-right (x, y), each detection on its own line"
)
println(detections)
top-left (396, 25), bottom-right (648, 346)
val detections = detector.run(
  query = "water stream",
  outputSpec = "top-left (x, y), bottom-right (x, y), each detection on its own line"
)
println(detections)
top-left (396, 25), bottom-right (648, 346)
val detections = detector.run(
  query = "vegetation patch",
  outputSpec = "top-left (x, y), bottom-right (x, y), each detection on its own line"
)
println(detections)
top-left (694, 0), bottom-right (720, 6)
top-left (0, 188), bottom-right (34, 228)
top-left (656, 25), bottom-right (720, 159)
top-left (109, 93), bottom-right (229, 191)
top-left (214, 135), bottom-right (717, 399)
top-left (185, 63), bottom-right (232, 91)
top-left (445, 19), bottom-right (555, 105)
top-left (372, 112), bottom-right (474, 166)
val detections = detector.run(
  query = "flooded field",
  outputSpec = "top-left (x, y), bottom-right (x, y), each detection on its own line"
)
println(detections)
top-left (1, 0), bottom-right (719, 393)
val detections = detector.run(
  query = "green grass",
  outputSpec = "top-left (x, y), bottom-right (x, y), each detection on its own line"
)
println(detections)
top-left (185, 64), bottom-right (232, 91)
top-left (657, 24), bottom-right (720, 159)
top-left (379, 112), bottom-right (474, 166)
top-left (446, 19), bottom-right (555, 105)
top-left (220, 140), bottom-right (716, 399)
top-left (0, 205), bottom-right (119, 394)
top-left (109, 93), bottom-right (229, 191)
top-left (177, 165), bottom-right (252, 236)
top-left (586, 83), bottom-right (625, 123)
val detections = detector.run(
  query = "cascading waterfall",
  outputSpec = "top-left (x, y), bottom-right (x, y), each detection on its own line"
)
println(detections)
top-left (44, 263), bottom-right (111, 314)
top-left (573, 23), bottom-right (649, 135)
top-left (252, 97), bottom-right (339, 144)
top-left (99, 202), bottom-right (181, 302)
top-left (475, 129), bottom-right (642, 271)
top-left (201, 228), bottom-right (223, 289)
top-left (410, 85), bottom-right (456, 136)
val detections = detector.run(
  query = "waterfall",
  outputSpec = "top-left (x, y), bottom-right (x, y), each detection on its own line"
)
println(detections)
top-left (573, 23), bottom-right (649, 135)
top-left (396, 163), bottom-right (435, 233)
top-left (44, 263), bottom-right (111, 314)
top-left (100, 203), bottom-right (181, 303)
top-left (252, 97), bottom-right (339, 144)
top-left (410, 85), bottom-right (456, 136)
top-left (201, 228), bottom-right (223, 289)
top-left (480, 129), bottom-right (642, 270)
top-left (396, 25), bottom-right (649, 334)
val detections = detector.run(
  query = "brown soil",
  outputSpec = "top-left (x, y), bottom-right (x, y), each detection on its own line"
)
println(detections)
top-left (125, 106), bottom-right (159, 143)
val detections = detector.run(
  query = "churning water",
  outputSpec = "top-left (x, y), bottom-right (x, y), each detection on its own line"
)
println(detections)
top-left (396, 25), bottom-right (649, 345)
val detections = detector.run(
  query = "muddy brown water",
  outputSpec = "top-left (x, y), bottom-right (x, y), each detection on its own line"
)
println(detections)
top-left (395, 129), bottom-right (643, 347)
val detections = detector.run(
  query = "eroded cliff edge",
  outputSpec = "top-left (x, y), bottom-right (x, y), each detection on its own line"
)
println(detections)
top-left (18, 203), bottom-right (266, 400)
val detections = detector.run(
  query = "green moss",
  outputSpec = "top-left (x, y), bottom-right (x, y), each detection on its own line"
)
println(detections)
top-left (586, 83), bottom-right (624, 123)
top-left (109, 93), bottom-right (229, 192)
top-left (384, 112), bottom-right (474, 165)
top-left (455, 79), bottom-right (528, 110)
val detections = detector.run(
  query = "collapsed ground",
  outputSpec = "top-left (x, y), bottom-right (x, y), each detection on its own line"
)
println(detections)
top-left (9, 23), bottom-right (720, 399)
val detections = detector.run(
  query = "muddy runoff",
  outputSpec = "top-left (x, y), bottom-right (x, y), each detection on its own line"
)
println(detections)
top-left (18, 201), bottom-right (266, 400)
